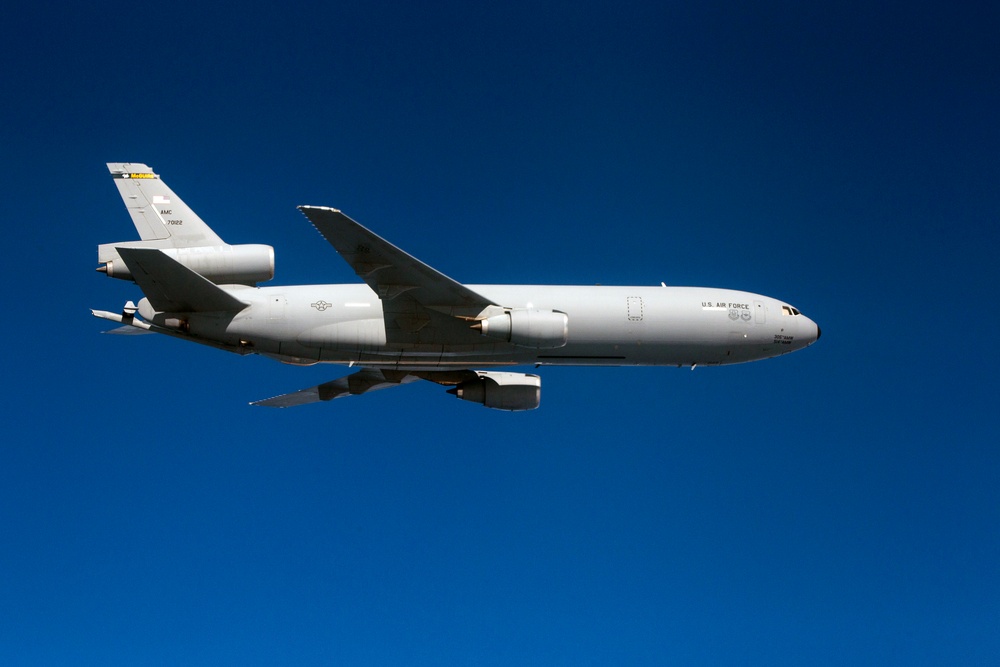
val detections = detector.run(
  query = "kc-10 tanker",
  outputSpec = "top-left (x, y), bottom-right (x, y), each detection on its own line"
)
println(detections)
top-left (93, 163), bottom-right (820, 410)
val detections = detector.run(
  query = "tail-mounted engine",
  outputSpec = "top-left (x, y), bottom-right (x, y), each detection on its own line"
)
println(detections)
top-left (472, 308), bottom-right (568, 348)
top-left (98, 242), bottom-right (275, 286)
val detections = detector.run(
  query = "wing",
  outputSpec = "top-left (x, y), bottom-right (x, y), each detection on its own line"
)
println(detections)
top-left (251, 369), bottom-right (535, 410)
top-left (251, 368), bottom-right (421, 407)
top-left (299, 206), bottom-right (497, 345)
top-left (299, 206), bottom-right (490, 311)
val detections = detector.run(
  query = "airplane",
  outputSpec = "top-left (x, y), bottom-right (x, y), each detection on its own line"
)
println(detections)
top-left (92, 163), bottom-right (820, 411)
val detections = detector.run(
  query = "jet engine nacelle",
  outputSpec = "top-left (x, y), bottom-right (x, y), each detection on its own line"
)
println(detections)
top-left (98, 243), bottom-right (275, 285)
top-left (448, 371), bottom-right (541, 411)
top-left (474, 308), bottom-right (568, 348)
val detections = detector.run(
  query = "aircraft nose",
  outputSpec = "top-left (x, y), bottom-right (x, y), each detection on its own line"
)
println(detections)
top-left (805, 317), bottom-right (821, 345)
top-left (795, 314), bottom-right (820, 348)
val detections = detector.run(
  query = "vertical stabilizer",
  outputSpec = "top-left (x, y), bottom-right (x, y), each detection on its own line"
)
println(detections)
top-left (107, 163), bottom-right (225, 247)
top-left (99, 163), bottom-right (275, 286)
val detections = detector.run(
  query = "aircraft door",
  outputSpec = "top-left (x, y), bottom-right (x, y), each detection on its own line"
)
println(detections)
top-left (625, 296), bottom-right (646, 353)
top-left (268, 294), bottom-right (287, 320)
top-left (627, 297), bottom-right (643, 322)
top-left (754, 300), bottom-right (766, 324)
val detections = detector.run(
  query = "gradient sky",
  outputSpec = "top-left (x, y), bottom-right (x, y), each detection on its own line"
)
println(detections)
top-left (2, 2), bottom-right (998, 664)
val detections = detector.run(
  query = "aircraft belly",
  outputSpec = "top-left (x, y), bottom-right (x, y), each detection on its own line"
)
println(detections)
top-left (297, 320), bottom-right (385, 350)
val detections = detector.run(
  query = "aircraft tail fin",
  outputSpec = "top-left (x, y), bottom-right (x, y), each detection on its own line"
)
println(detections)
top-left (106, 163), bottom-right (224, 247)
top-left (99, 163), bottom-right (275, 286)
top-left (117, 247), bottom-right (248, 313)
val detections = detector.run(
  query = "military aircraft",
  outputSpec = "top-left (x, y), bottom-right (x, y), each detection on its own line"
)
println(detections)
top-left (92, 163), bottom-right (820, 410)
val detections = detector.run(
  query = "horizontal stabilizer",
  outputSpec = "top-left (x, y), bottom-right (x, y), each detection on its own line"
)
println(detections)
top-left (103, 325), bottom-right (153, 335)
top-left (252, 368), bottom-right (418, 407)
top-left (117, 247), bottom-right (248, 313)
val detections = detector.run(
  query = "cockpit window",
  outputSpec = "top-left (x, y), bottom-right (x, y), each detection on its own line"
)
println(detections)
top-left (781, 306), bottom-right (802, 316)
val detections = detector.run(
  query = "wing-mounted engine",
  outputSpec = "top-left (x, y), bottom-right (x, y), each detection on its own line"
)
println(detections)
top-left (98, 242), bottom-right (274, 285)
top-left (447, 371), bottom-right (541, 411)
top-left (472, 308), bottom-right (568, 348)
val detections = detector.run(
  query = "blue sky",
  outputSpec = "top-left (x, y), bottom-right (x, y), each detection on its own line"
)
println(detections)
top-left (1, 2), bottom-right (998, 664)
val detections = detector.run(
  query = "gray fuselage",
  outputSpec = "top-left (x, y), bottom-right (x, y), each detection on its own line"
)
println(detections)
top-left (148, 283), bottom-right (820, 370)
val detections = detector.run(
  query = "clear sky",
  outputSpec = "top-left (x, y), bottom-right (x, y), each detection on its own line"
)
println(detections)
top-left (1, 2), bottom-right (998, 664)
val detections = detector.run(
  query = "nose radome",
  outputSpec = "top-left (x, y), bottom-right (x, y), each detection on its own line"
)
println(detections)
top-left (799, 315), bottom-right (820, 347)
top-left (806, 318), bottom-right (821, 345)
